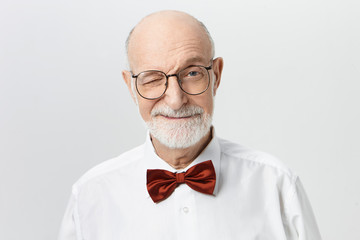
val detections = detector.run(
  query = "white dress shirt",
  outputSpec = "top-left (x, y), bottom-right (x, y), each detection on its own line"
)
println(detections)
top-left (58, 132), bottom-right (322, 240)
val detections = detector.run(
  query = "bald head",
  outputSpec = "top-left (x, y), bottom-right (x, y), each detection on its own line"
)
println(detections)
top-left (125, 10), bottom-right (215, 70)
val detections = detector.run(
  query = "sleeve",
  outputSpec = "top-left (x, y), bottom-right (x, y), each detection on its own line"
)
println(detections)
top-left (57, 189), bottom-right (82, 240)
top-left (283, 177), bottom-right (322, 240)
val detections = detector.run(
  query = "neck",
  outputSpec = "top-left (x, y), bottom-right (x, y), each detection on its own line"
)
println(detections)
top-left (151, 129), bottom-right (213, 170)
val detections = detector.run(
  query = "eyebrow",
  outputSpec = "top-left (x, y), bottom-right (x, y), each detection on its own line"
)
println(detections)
top-left (132, 56), bottom-right (211, 75)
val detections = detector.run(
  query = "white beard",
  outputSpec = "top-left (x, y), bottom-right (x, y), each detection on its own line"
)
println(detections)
top-left (145, 105), bottom-right (212, 149)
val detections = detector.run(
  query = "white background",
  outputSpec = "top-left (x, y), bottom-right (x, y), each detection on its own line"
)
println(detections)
top-left (1, 0), bottom-right (359, 239)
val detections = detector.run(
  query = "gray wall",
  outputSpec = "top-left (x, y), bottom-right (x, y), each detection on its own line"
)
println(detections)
top-left (0, 0), bottom-right (359, 239)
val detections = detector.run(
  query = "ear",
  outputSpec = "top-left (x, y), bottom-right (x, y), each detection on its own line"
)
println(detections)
top-left (212, 57), bottom-right (224, 96)
top-left (122, 70), bottom-right (138, 104)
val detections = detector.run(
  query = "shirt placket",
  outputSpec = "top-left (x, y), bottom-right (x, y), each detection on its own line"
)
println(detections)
top-left (173, 183), bottom-right (199, 240)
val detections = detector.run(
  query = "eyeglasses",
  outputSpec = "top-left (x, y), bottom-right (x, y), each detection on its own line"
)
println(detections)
top-left (131, 62), bottom-right (213, 100)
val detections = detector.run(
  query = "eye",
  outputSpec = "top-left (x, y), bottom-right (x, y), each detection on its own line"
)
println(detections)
top-left (138, 72), bottom-right (166, 85)
top-left (141, 78), bottom-right (164, 87)
top-left (143, 77), bottom-right (162, 83)
top-left (187, 71), bottom-right (200, 77)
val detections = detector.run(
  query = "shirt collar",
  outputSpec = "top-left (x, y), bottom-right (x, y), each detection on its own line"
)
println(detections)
top-left (142, 128), bottom-right (221, 199)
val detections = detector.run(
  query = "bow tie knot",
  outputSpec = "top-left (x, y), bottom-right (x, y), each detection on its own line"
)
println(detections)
top-left (176, 172), bottom-right (186, 184)
top-left (147, 160), bottom-right (216, 203)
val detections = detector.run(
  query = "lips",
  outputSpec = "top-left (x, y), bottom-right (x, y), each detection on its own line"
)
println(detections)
top-left (161, 115), bottom-right (193, 120)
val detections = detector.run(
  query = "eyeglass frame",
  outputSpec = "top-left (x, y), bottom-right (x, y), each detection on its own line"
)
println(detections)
top-left (131, 60), bottom-right (213, 100)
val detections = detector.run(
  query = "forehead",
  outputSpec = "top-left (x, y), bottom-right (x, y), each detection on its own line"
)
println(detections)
top-left (128, 14), bottom-right (212, 72)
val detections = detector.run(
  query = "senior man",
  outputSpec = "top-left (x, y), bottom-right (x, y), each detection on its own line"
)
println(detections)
top-left (58, 10), bottom-right (321, 240)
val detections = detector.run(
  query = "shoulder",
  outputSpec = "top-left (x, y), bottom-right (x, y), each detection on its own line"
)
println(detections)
top-left (72, 144), bottom-right (144, 192)
top-left (218, 137), bottom-right (297, 179)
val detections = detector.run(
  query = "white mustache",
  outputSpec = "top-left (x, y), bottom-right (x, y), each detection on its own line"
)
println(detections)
top-left (151, 105), bottom-right (204, 118)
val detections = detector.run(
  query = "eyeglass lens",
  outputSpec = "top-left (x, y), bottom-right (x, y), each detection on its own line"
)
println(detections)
top-left (136, 66), bottom-right (210, 99)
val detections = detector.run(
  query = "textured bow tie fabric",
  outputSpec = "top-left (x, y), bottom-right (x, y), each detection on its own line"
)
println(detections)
top-left (146, 160), bottom-right (216, 203)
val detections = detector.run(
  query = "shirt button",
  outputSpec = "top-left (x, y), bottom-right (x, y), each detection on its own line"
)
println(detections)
top-left (182, 207), bottom-right (189, 213)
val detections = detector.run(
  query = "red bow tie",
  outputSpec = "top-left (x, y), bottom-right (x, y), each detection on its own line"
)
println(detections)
top-left (146, 160), bottom-right (216, 203)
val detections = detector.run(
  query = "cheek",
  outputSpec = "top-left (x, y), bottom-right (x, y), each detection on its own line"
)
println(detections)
top-left (204, 93), bottom-right (215, 115)
top-left (191, 94), bottom-right (214, 115)
top-left (204, 100), bottom-right (214, 115)
top-left (137, 100), bottom-right (156, 122)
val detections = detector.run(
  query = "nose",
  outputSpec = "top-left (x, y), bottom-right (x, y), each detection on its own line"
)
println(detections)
top-left (162, 76), bottom-right (188, 110)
